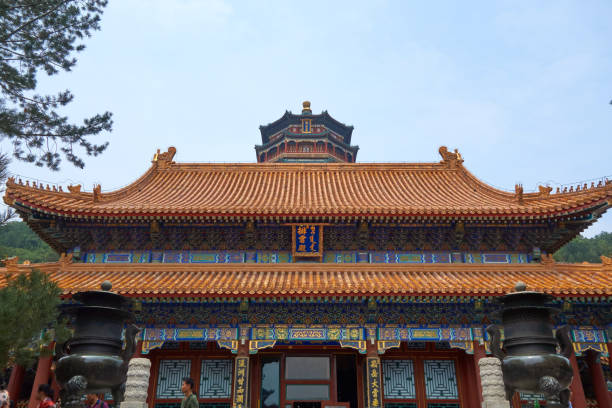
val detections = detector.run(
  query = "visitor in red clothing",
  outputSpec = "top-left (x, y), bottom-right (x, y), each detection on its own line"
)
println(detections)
top-left (84, 394), bottom-right (109, 408)
top-left (37, 384), bottom-right (55, 408)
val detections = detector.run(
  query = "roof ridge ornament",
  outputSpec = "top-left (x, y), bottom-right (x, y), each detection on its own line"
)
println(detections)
top-left (538, 185), bottom-right (553, 196)
top-left (515, 184), bottom-right (524, 204)
top-left (540, 253), bottom-right (555, 265)
top-left (59, 252), bottom-right (73, 267)
top-left (438, 146), bottom-right (463, 169)
top-left (153, 146), bottom-right (177, 170)
top-left (93, 184), bottom-right (101, 203)
top-left (302, 101), bottom-right (312, 114)
top-left (68, 184), bottom-right (81, 194)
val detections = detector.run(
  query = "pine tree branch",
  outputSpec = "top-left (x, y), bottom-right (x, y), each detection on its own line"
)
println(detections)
top-left (0, 0), bottom-right (71, 43)
top-left (0, 82), bottom-right (51, 106)
top-left (6, 2), bottom-right (58, 9)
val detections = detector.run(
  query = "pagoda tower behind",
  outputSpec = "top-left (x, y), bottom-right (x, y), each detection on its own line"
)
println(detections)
top-left (255, 101), bottom-right (359, 163)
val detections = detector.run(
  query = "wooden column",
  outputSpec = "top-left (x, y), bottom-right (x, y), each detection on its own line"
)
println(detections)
top-left (460, 350), bottom-right (480, 408)
top-left (609, 341), bottom-right (612, 404)
top-left (28, 344), bottom-right (55, 408)
top-left (587, 350), bottom-right (612, 408)
top-left (232, 342), bottom-right (250, 408)
top-left (472, 342), bottom-right (486, 405)
top-left (569, 352), bottom-right (587, 408)
top-left (7, 365), bottom-right (24, 403)
top-left (133, 340), bottom-right (144, 358)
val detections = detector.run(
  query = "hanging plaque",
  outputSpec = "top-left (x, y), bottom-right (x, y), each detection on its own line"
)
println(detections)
top-left (292, 224), bottom-right (324, 258)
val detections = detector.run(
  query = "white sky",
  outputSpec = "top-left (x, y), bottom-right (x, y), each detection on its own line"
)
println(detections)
top-left (3, 0), bottom-right (612, 236)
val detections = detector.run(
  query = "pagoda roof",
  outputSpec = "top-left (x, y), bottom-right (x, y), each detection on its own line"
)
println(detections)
top-left (4, 147), bottom-right (611, 223)
top-left (259, 110), bottom-right (354, 144)
top-left (1, 257), bottom-right (611, 299)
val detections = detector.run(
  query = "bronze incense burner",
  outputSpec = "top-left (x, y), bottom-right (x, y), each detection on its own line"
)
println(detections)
top-left (55, 281), bottom-right (138, 408)
top-left (487, 282), bottom-right (573, 408)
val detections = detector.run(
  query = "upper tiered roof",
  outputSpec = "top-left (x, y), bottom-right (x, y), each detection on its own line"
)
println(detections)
top-left (255, 102), bottom-right (359, 163)
top-left (4, 146), bottom-right (611, 223)
top-left (259, 101), bottom-right (354, 145)
top-left (2, 255), bottom-right (611, 298)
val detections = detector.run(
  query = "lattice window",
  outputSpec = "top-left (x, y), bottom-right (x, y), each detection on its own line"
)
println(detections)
top-left (423, 360), bottom-right (458, 399)
top-left (385, 404), bottom-right (417, 408)
top-left (200, 360), bottom-right (232, 399)
top-left (154, 404), bottom-right (231, 408)
top-left (156, 360), bottom-right (192, 399)
top-left (154, 403), bottom-right (180, 408)
top-left (382, 360), bottom-right (416, 399)
top-left (520, 392), bottom-right (546, 407)
top-left (426, 404), bottom-right (460, 408)
top-left (519, 392), bottom-right (545, 401)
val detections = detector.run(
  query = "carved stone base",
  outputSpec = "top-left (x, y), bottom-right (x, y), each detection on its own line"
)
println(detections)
top-left (479, 357), bottom-right (510, 408)
top-left (121, 358), bottom-right (151, 408)
top-left (120, 402), bottom-right (148, 408)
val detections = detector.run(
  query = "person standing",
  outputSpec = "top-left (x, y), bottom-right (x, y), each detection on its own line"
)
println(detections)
top-left (84, 394), bottom-right (109, 408)
top-left (36, 385), bottom-right (55, 408)
top-left (0, 388), bottom-right (10, 408)
top-left (180, 378), bottom-right (198, 408)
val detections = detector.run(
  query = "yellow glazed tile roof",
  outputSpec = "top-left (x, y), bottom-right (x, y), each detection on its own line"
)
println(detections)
top-left (4, 147), bottom-right (611, 220)
top-left (2, 258), bottom-right (611, 298)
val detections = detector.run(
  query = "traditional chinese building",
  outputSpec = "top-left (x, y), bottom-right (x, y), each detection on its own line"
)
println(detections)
top-left (2, 102), bottom-right (612, 408)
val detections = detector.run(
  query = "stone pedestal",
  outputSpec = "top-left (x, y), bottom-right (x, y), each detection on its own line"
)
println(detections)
top-left (478, 357), bottom-right (509, 408)
top-left (120, 358), bottom-right (151, 408)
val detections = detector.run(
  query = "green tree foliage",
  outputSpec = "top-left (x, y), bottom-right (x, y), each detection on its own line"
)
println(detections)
top-left (0, 222), bottom-right (58, 263)
top-left (0, 269), bottom-right (68, 369)
top-left (0, 0), bottom-right (111, 170)
top-left (553, 232), bottom-right (612, 263)
top-left (0, 152), bottom-right (15, 225)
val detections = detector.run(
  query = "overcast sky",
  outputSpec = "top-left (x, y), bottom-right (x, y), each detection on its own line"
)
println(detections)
top-left (4, 0), bottom-right (611, 236)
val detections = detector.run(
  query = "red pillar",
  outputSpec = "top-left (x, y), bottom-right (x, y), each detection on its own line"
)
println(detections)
top-left (133, 340), bottom-right (144, 358)
top-left (472, 341), bottom-right (486, 405)
top-left (587, 350), bottom-right (612, 408)
top-left (28, 345), bottom-right (54, 408)
top-left (569, 352), bottom-right (587, 408)
top-left (461, 350), bottom-right (480, 408)
top-left (608, 342), bottom-right (612, 404)
top-left (50, 374), bottom-right (60, 406)
top-left (7, 365), bottom-right (25, 403)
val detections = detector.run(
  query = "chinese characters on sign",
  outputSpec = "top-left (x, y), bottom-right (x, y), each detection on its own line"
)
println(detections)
top-left (366, 357), bottom-right (383, 408)
top-left (292, 224), bottom-right (322, 257)
top-left (232, 357), bottom-right (249, 408)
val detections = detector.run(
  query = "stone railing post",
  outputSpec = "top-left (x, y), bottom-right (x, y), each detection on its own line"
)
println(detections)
top-left (478, 357), bottom-right (508, 408)
top-left (120, 358), bottom-right (151, 408)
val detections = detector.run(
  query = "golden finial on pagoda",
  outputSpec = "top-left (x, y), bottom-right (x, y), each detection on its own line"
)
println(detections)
top-left (302, 101), bottom-right (312, 114)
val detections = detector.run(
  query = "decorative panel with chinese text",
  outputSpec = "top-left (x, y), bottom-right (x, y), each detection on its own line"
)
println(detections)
top-left (232, 357), bottom-right (249, 408)
top-left (366, 357), bottom-right (383, 408)
top-left (292, 225), bottom-right (323, 257)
